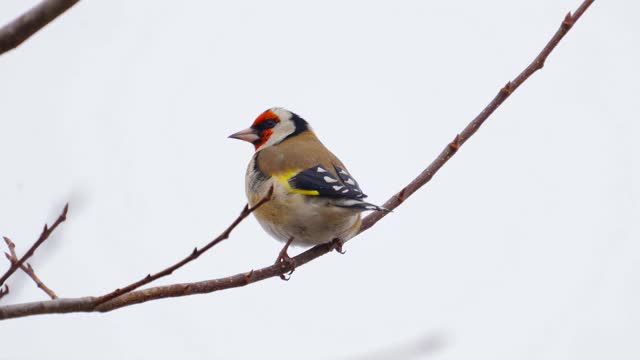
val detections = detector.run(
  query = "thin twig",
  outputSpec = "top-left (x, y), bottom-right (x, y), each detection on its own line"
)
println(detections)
top-left (94, 186), bottom-right (274, 306)
top-left (359, 0), bottom-right (595, 232)
top-left (0, 285), bottom-right (8, 301)
top-left (3, 237), bottom-right (58, 300)
top-left (0, 0), bottom-right (79, 56)
top-left (0, 204), bottom-right (68, 289)
top-left (94, 240), bottom-right (340, 312)
top-left (95, 0), bottom-right (596, 311)
top-left (0, 0), bottom-right (595, 320)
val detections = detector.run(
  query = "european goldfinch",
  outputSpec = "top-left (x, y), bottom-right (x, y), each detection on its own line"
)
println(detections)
top-left (229, 107), bottom-right (387, 259)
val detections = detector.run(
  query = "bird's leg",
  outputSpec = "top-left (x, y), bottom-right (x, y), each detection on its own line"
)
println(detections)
top-left (274, 237), bottom-right (296, 281)
top-left (330, 238), bottom-right (346, 254)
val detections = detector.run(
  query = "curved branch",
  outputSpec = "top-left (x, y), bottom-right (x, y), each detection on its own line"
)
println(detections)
top-left (359, 0), bottom-right (594, 232)
top-left (0, 0), bottom-right (595, 321)
top-left (94, 187), bottom-right (273, 306)
top-left (0, 0), bottom-right (79, 56)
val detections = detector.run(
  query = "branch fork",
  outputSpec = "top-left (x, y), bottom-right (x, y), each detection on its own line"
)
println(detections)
top-left (3, 237), bottom-right (58, 300)
top-left (0, 204), bottom-right (68, 297)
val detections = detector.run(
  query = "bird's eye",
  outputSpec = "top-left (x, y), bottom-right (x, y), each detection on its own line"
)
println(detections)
top-left (259, 119), bottom-right (278, 129)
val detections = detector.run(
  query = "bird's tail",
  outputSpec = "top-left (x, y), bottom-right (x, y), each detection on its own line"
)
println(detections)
top-left (335, 199), bottom-right (391, 212)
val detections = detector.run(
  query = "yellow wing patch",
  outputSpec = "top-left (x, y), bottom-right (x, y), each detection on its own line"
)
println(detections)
top-left (274, 170), bottom-right (320, 196)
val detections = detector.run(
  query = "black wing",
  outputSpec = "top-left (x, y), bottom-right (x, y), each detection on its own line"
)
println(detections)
top-left (288, 164), bottom-right (367, 200)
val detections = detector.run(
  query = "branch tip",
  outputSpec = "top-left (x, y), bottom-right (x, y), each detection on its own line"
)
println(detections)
top-left (247, 185), bottom-right (274, 212)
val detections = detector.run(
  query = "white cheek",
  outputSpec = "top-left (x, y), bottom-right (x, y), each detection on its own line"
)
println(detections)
top-left (261, 120), bottom-right (295, 149)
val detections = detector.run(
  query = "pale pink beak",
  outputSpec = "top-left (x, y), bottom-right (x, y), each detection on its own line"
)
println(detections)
top-left (228, 127), bottom-right (259, 143)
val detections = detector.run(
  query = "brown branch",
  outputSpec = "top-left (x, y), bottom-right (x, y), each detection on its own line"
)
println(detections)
top-left (0, 285), bottom-right (8, 301)
top-left (0, 204), bottom-right (68, 290)
top-left (3, 237), bottom-right (58, 300)
top-left (94, 186), bottom-right (274, 306)
top-left (0, 0), bottom-right (79, 56)
top-left (0, 0), bottom-right (594, 320)
top-left (359, 0), bottom-right (594, 232)
top-left (94, 240), bottom-right (338, 312)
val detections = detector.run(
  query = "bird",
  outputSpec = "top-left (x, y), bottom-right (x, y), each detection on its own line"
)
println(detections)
top-left (229, 107), bottom-right (388, 277)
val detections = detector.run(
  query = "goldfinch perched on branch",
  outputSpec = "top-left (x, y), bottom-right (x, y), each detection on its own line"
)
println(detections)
top-left (229, 107), bottom-right (387, 272)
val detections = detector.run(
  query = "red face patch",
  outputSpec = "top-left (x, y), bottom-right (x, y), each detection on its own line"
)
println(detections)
top-left (254, 128), bottom-right (273, 150)
top-left (251, 109), bottom-right (281, 150)
top-left (252, 109), bottom-right (279, 127)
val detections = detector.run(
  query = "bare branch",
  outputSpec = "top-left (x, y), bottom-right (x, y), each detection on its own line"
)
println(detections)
top-left (0, 0), bottom-right (595, 320)
top-left (0, 0), bottom-right (79, 56)
top-left (3, 237), bottom-right (58, 300)
top-left (0, 285), bottom-right (8, 301)
top-left (359, 0), bottom-right (595, 232)
top-left (94, 186), bottom-right (274, 306)
top-left (94, 240), bottom-right (338, 312)
top-left (0, 204), bottom-right (68, 289)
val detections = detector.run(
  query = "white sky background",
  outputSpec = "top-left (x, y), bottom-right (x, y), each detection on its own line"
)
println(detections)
top-left (0, 1), bottom-right (637, 359)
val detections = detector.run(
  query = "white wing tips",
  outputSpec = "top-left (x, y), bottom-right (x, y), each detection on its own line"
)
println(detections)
top-left (334, 199), bottom-right (390, 212)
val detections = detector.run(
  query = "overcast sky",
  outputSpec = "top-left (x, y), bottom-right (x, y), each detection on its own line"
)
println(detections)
top-left (0, 1), bottom-right (637, 359)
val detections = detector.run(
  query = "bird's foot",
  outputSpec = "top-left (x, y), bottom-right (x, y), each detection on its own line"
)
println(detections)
top-left (330, 238), bottom-right (346, 254)
top-left (274, 237), bottom-right (296, 281)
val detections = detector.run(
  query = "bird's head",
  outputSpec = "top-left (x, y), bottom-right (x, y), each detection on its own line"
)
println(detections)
top-left (229, 107), bottom-right (309, 151)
